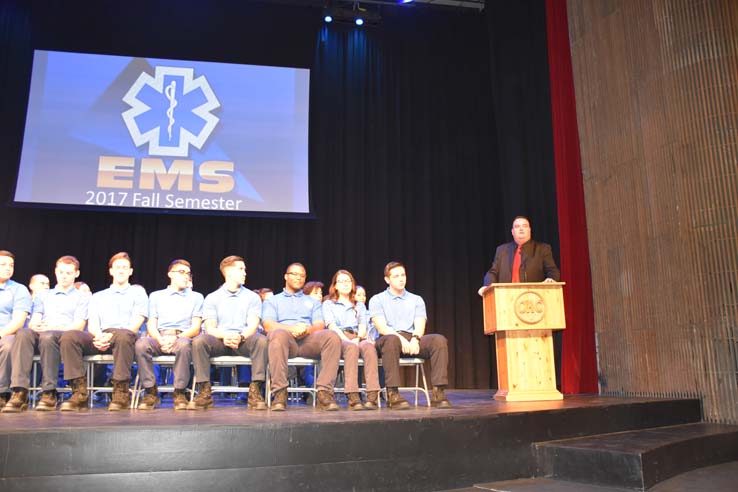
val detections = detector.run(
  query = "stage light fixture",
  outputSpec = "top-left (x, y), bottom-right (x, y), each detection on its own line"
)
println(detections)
top-left (322, 1), bottom-right (380, 27)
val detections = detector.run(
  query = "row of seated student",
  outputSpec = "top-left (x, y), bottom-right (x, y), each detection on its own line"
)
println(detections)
top-left (0, 250), bottom-right (451, 413)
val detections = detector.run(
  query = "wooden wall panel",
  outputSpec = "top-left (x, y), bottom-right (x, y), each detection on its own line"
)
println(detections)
top-left (568, 0), bottom-right (738, 422)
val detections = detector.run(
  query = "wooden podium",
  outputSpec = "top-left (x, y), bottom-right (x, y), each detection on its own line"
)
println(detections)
top-left (483, 282), bottom-right (566, 401)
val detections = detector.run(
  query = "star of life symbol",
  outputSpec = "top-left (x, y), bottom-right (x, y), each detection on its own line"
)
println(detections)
top-left (122, 66), bottom-right (220, 157)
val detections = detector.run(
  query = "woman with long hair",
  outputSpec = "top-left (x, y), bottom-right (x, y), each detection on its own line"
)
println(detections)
top-left (322, 270), bottom-right (380, 410)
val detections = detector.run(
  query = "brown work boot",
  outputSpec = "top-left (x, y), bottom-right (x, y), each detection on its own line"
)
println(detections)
top-left (431, 385), bottom-right (452, 409)
top-left (35, 390), bottom-right (58, 411)
top-left (316, 389), bottom-right (339, 411)
top-left (187, 382), bottom-right (214, 410)
top-left (60, 377), bottom-right (88, 411)
top-left (270, 388), bottom-right (287, 411)
top-left (247, 381), bottom-right (267, 410)
top-left (137, 385), bottom-right (160, 410)
top-left (347, 392), bottom-right (366, 410)
top-left (108, 379), bottom-right (131, 411)
top-left (364, 390), bottom-right (379, 410)
top-left (1, 388), bottom-right (29, 413)
top-left (173, 389), bottom-right (188, 411)
top-left (386, 387), bottom-right (410, 410)
top-left (0, 392), bottom-right (9, 408)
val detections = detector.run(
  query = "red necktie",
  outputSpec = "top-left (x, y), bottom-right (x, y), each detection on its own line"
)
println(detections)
top-left (511, 245), bottom-right (522, 283)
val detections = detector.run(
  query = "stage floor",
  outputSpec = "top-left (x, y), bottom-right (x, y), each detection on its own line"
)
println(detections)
top-left (0, 390), bottom-right (689, 431)
top-left (0, 390), bottom-right (705, 492)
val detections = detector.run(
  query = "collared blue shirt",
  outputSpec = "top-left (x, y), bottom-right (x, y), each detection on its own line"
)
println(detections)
top-left (149, 287), bottom-right (204, 333)
top-left (322, 299), bottom-right (367, 331)
top-left (89, 284), bottom-right (148, 330)
top-left (368, 288), bottom-right (426, 334)
top-left (262, 290), bottom-right (323, 326)
top-left (33, 285), bottom-right (89, 327)
top-left (202, 285), bottom-right (261, 334)
top-left (0, 280), bottom-right (32, 327)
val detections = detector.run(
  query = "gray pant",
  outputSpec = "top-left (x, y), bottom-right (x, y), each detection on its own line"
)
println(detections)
top-left (192, 333), bottom-right (267, 384)
top-left (10, 329), bottom-right (63, 391)
top-left (60, 329), bottom-right (136, 381)
top-left (340, 337), bottom-right (381, 393)
top-left (135, 337), bottom-right (193, 390)
top-left (0, 334), bottom-right (15, 393)
top-left (375, 332), bottom-right (449, 387)
top-left (267, 328), bottom-right (341, 393)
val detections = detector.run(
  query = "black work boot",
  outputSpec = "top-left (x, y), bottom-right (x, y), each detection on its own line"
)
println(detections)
top-left (247, 381), bottom-right (267, 410)
top-left (316, 389), bottom-right (339, 411)
top-left (271, 388), bottom-right (287, 411)
top-left (137, 385), bottom-right (160, 410)
top-left (108, 379), bottom-right (131, 411)
top-left (1, 388), bottom-right (29, 413)
top-left (173, 389), bottom-right (188, 411)
top-left (431, 385), bottom-right (452, 409)
top-left (35, 390), bottom-right (58, 411)
top-left (347, 392), bottom-right (366, 410)
top-left (60, 377), bottom-right (88, 411)
top-left (187, 382), bottom-right (214, 410)
top-left (386, 387), bottom-right (410, 410)
top-left (364, 390), bottom-right (379, 410)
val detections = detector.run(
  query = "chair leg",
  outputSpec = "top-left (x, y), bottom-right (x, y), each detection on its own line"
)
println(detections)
top-left (420, 364), bottom-right (430, 407)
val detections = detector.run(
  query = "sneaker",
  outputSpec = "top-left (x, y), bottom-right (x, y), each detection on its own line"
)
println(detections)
top-left (271, 388), bottom-right (288, 411)
top-left (35, 390), bottom-right (58, 411)
top-left (316, 389), bottom-right (339, 411)
top-left (137, 386), bottom-right (160, 410)
top-left (247, 381), bottom-right (267, 410)
top-left (431, 386), bottom-right (452, 409)
top-left (1, 388), bottom-right (29, 413)
top-left (386, 387), bottom-right (410, 410)
top-left (347, 392), bottom-right (366, 411)
top-left (173, 389), bottom-right (188, 411)
top-left (187, 382), bottom-right (214, 411)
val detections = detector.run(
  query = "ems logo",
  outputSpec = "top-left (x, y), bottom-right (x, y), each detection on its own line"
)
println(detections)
top-left (122, 66), bottom-right (221, 158)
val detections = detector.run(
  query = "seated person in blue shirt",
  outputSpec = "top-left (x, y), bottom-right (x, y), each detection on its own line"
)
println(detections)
top-left (188, 255), bottom-right (267, 411)
top-left (59, 252), bottom-right (147, 411)
top-left (322, 270), bottom-right (380, 410)
top-left (0, 251), bottom-right (33, 409)
top-left (3, 255), bottom-right (88, 413)
top-left (369, 261), bottom-right (451, 409)
top-left (28, 273), bottom-right (50, 301)
top-left (135, 259), bottom-right (203, 410)
top-left (263, 263), bottom-right (341, 411)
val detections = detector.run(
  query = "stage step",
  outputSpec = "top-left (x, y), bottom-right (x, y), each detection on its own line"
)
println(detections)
top-left (533, 422), bottom-right (738, 490)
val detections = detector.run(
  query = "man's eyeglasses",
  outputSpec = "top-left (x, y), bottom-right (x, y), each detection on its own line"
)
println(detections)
top-left (286, 272), bottom-right (306, 278)
top-left (173, 269), bottom-right (192, 277)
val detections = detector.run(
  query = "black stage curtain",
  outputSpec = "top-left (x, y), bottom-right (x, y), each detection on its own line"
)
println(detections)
top-left (0, 0), bottom-right (557, 389)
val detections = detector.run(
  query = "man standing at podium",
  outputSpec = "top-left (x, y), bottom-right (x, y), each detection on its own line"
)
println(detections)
top-left (478, 216), bottom-right (560, 296)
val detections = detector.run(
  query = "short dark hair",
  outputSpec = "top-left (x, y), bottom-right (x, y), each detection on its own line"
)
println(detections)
top-left (384, 261), bottom-right (405, 278)
top-left (303, 281), bottom-right (324, 296)
top-left (512, 215), bottom-right (531, 227)
top-left (219, 255), bottom-right (245, 275)
top-left (168, 259), bottom-right (191, 272)
top-left (0, 250), bottom-right (15, 260)
top-left (57, 255), bottom-right (80, 270)
top-left (108, 252), bottom-right (132, 268)
top-left (285, 262), bottom-right (306, 274)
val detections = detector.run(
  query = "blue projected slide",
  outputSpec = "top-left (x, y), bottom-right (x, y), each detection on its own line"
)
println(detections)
top-left (15, 50), bottom-right (310, 214)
